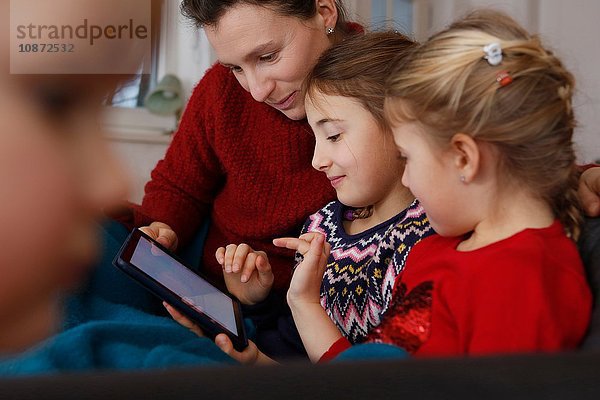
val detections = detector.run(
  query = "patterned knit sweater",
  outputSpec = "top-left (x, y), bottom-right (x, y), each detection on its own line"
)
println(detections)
top-left (119, 63), bottom-right (335, 292)
top-left (297, 200), bottom-right (433, 343)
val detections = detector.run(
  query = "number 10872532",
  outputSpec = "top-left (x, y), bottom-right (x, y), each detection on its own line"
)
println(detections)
top-left (18, 43), bottom-right (74, 53)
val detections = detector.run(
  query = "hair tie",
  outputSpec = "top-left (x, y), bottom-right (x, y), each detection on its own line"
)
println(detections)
top-left (483, 43), bottom-right (503, 66)
top-left (496, 70), bottom-right (513, 87)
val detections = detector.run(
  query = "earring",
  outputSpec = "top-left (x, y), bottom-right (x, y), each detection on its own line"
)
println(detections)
top-left (460, 175), bottom-right (466, 183)
top-left (326, 27), bottom-right (335, 35)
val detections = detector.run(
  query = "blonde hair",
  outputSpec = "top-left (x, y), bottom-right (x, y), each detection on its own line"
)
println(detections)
top-left (385, 10), bottom-right (582, 239)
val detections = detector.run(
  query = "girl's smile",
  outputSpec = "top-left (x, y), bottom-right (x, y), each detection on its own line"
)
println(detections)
top-left (306, 93), bottom-right (410, 223)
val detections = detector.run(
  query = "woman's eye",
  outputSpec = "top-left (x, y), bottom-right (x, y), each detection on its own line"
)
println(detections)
top-left (326, 134), bottom-right (341, 143)
top-left (229, 65), bottom-right (243, 73)
top-left (259, 53), bottom-right (277, 63)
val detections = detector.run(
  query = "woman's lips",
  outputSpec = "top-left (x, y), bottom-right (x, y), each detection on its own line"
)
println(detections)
top-left (270, 91), bottom-right (297, 110)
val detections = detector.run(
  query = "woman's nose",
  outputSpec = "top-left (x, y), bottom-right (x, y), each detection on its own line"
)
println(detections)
top-left (246, 71), bottom-right (274, 103)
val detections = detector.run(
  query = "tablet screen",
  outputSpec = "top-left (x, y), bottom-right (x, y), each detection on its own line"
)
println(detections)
top-left (130, 236), bottom-right (238, 335)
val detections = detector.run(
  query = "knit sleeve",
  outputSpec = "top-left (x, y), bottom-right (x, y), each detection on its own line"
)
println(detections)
top-left (318, 337), bottom-right (352, 363)
top-left (132, 66), bottom-right (228, 246)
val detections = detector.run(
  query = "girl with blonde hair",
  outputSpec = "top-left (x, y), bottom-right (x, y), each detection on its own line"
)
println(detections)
top-left (298, 10), bottom-right (592, 361)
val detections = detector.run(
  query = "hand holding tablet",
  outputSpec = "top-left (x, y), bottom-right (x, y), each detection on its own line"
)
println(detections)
top-left (113, 229), bottom-right (248, 351)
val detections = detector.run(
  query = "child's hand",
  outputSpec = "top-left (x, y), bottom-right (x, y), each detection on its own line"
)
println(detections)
top-left (215, 244), bottom-right (274, 305)
top-left (273, 234), bottom-right (342, 362)
top-left (579, 167), bottom-right (600, 217)
top-left (273, 233), bottom-right (330, 307)
top-left (163, 302), bottom-right (274, 365)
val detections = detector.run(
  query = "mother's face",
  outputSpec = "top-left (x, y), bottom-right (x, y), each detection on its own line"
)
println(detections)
top-left (205, 3), bottom-right (336, 120)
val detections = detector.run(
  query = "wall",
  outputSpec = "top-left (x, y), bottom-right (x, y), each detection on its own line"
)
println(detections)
top-left (108, 138), bottom-right (170, 204)
top-left (537, 0), bottom-right (600, 163)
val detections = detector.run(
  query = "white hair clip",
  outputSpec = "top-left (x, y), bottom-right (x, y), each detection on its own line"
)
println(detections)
top-left (483, 43), bottom-right (502, 66)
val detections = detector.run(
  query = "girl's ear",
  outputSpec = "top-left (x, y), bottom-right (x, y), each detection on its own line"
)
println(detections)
top-left (316, 0), bottom-right (338, 29)
top-left (450, 133), bottom-right (480, 183)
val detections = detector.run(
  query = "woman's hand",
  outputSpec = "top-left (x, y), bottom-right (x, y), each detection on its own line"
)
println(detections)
top-left (163, 302), bottom-right (275, 365)
top-left (215, 244), bottom-right (274, 305)
top-left (579, 167), bottom-right (600, 217)
top-left (138, 221), bottom-right (179, 251)
top-left (212, 333), bottom-right (275, 366)
top-left (163, 302), bottom-right (204, 336)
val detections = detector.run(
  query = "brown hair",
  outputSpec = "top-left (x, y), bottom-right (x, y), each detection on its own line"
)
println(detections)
top-left (181, 0), bottom-right (349, 34)
top-left (385, 10), bottom-right (582, 239)
top-left (306, 31), bottom-right (417, 132)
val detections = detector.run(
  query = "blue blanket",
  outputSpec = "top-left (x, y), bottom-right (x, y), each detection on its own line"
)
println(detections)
top-left (0, 221), bottom-right (236, 375)
top-left (0, 299), bottom-right (236, 375)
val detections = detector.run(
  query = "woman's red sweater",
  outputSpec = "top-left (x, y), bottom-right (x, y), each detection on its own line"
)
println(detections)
top-left (118, 64), bottom-right (335, 292)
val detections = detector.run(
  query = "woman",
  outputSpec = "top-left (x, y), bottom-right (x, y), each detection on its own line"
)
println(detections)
top-left (121, 1), bottom-right (356, 294)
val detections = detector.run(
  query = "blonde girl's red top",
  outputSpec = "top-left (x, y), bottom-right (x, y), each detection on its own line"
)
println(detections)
top-left (321, 221), bottom-right (592, 361)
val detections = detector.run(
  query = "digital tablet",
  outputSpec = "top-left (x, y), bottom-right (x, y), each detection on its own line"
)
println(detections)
top-left (113, 229), bottom-right (248, 351)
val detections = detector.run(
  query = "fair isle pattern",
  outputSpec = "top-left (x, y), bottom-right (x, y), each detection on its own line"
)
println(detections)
top-left (295, 200), bottom-right (433, 344)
